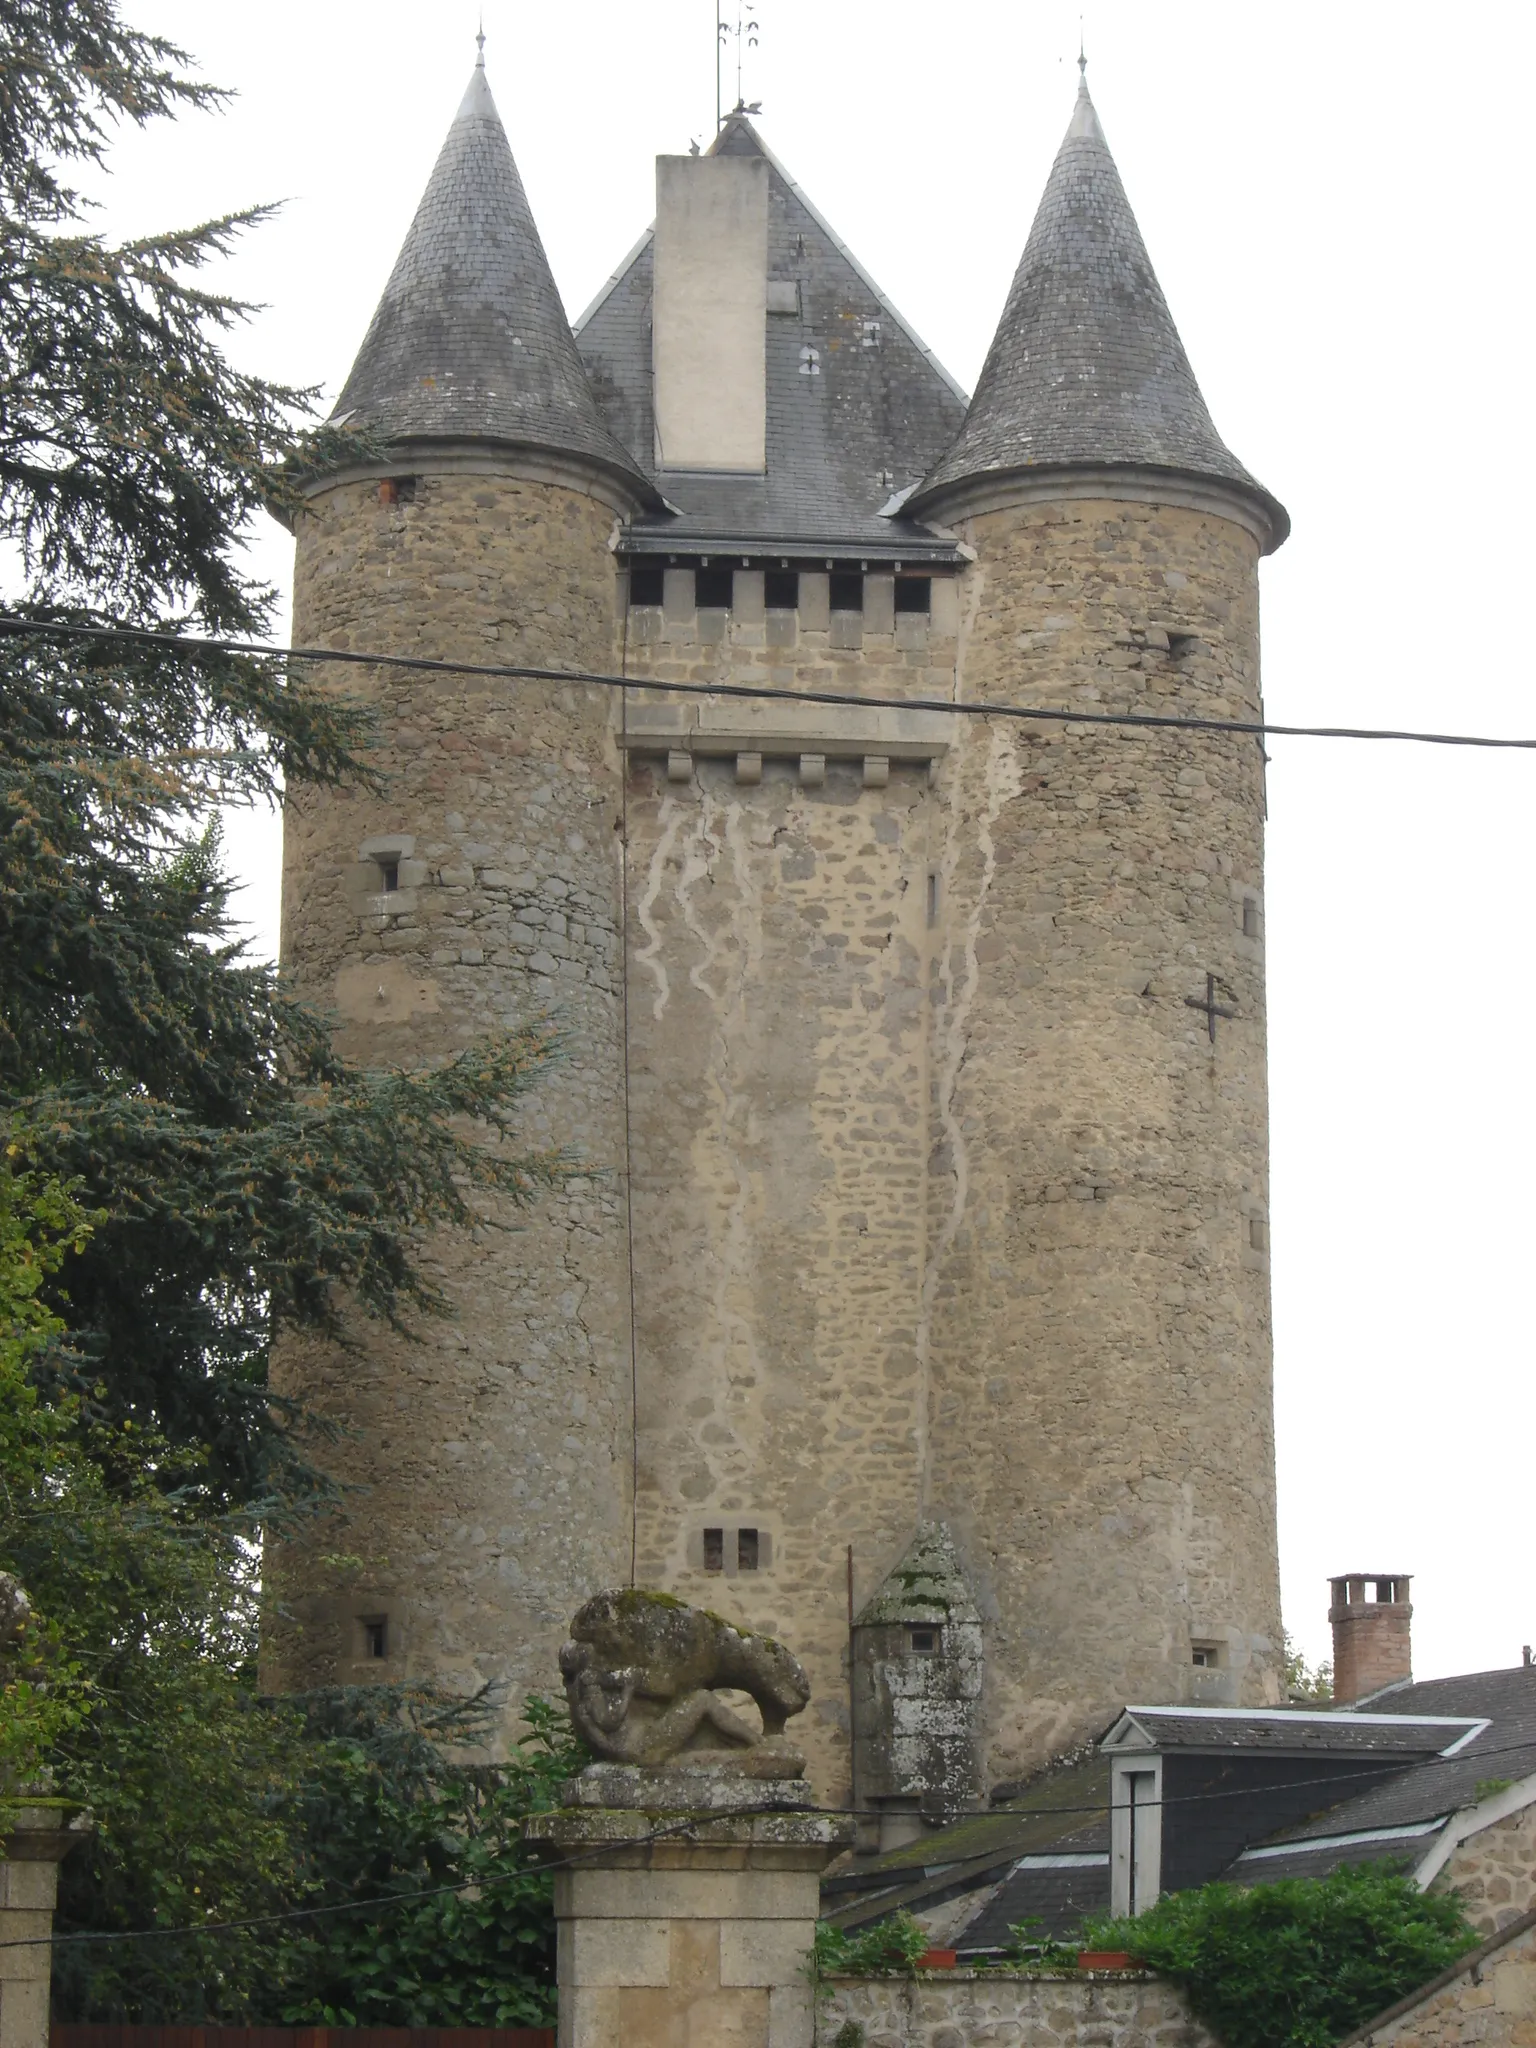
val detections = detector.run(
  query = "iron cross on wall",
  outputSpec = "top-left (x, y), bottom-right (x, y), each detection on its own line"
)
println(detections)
top-left (1185, 972), bottom-right (1238, 1044)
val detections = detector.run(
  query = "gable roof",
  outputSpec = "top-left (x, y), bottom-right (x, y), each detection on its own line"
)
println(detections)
top-left (911, 75), bottom-right (1287, 549)
top-left (1103, 1705), bottom-right (1485, 1758)
top-left (574, 114), bottom-right (967, 560)
top-left (332, 59), bottom-right (654, 505)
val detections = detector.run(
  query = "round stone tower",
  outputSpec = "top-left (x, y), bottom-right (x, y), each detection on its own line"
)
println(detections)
top-left (907, 75), bottom-right (1290, 1782)
top-left (263, 58), bottom-right (657, 1713)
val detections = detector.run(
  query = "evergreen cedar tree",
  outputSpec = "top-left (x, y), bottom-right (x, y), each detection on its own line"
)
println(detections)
top-left (0, 0), bottom-right (576, 2023)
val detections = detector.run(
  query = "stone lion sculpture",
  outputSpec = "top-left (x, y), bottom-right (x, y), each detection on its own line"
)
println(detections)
top-left (559, 1589), bottom-right (811, 1772)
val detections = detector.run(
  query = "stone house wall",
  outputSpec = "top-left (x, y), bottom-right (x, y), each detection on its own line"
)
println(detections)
top-left (816, 1969), bottom-right (1217, 2048)
top-left (1436, 1808), bottom-right (1536, 1937)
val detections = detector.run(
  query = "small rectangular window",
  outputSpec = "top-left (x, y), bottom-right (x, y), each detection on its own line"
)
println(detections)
top-left (703, 1527), bottom-right (724, 1572)
top-left (362, 1617), bottom-right (388, 1660)
top-left (378, 476), bottom-right (416, 506)
top-left (630, 564), bottom-right (664, 606)
top-left (737, 1528), bottom-right (759, 1571)
top-left (829, 571), bottom-right (863, 613)
top-left (378, 860), bottom-right (399, 893)
top-left (764, 570), bottom-right (799, 610)
top-left (695, 566), bottom-right (734, 610)
top-left (1192, 1641), bottom-right (1222, 1668)
top-left (894, 576), bottom-right (932, 614)
top-left (1243, 896), bottom-right (1259, 939)
top-left (908, 1626), bottom-right (939, 1656)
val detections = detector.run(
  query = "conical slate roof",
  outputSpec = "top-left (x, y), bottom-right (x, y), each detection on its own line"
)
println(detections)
top-left (854, 1522), bottom-right (981, 1628)
top-left (332, 59), bottom-right (654, 504)
top-left (914, 77), bottom-right (1286, 547)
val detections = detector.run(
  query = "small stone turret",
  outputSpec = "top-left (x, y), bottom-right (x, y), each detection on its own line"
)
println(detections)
top-left (852, 1523), bottom-right (984, 1850)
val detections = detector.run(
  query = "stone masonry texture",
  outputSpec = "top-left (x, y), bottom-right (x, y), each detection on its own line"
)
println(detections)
top-left (816, 1969), bottom-right (1218, 2048)
top-left (1436, 1810), bottom-right (1536, 1938)
top-left (263, 470), bottom-right (635, 1715)
top-left (269, 470), bottom-right (1284, 1796)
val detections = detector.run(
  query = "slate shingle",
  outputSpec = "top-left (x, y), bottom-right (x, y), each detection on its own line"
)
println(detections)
top-left (333, 62), bottom-right (654, 505)
top-left (575, 116), bottom-right (968, 561)
top-left (913, 78), bottom-right (1287, 548)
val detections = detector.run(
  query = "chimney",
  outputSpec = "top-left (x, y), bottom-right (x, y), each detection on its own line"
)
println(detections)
top-left (1329, 1574), bottom-right (1412, 1703)
top-left (651, 152), bottom-right (768, 473)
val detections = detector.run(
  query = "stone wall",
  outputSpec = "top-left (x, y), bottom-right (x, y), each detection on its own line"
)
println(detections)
top-left (816, 1969), bottom-right (1216, 2048)
top-left (262, 468), bottom-right (636, 1720)
top-left (923, 498), bottom-right (1284, 1780)
top-left (268, 472), bottom-right (1285, 1798)
top-left (1437, 1808), bottom-right (1536, 1936)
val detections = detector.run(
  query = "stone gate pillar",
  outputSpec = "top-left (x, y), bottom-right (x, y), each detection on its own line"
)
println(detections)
top-left (0, 1803), bottom-right (88, 2048)
top-left (525, 1775), bottom-right (850, 2048)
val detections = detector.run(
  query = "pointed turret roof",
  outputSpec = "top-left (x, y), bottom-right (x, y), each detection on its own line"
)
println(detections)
top-left (854, 1522), bottom-right (981, 1629)
top-left (332, 58), bottom-right (655, 506)
top-left (913, 76), bottom-right (1286, 547)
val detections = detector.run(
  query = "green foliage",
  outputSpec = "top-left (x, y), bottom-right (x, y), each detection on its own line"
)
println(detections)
top-left (0, 0), bottom-right (563, 1509)
top-left (813, 1910), bottom-right (931, 1981)
top-left (268, 1691), bottom-right (584, 2028)
top-left (0, 5), bottom-right (580, 2023)
top-left (1000, 1915), bottom-right (1082, 1971)
top-left (1474, 1778), bottom-right (1513, 1803)
top-left (1082, 1865), bottom-right (1479, 2048)
top-left (1284, 1632), bottom-right (1334, 1703)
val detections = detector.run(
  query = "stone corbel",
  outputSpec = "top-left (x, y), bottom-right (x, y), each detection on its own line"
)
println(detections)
top-left (620, 700), bottom-right (950, 788)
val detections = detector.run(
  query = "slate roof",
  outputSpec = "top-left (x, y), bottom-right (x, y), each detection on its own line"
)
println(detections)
top-left (574, 115), bottom-right (968, 561)
top-left (1247, 1668), bottom-right (1536, 1857)
top-left (822, 1756), bottom-right (1110, 1941)
top-left (332, 60), bottom-right (655, 505)
top-left (1107, 1706), bottom-right (1482, 1757)
top-left (855, 1522), bottom-right (981, 1628)
top-left (912, 74), bottom-right (1288, 550)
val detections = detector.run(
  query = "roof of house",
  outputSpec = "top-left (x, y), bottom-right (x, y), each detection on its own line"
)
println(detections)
top-left (1236, 1667), bottom-right (1536, 1879)
top-left (574, 114), bottom-right (968, 561)
top-left (1105, 1705), bottom-right (1485, 1757)
top-left (911, 73), bottom-right (1287, 549)
top-left (823, 1669), bottom-right (1536, 1947)
top-left (332, 60), bottom-right (655, 504)
top-left (822, 1755), bottom-right (1109, 1937)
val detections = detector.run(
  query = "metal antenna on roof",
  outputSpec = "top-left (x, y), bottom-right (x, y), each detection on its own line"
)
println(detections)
top-left (716, 0), bottom-right (762, 131)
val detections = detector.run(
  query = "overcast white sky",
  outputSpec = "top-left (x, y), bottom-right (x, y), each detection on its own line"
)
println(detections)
top-left (92, 0), bottom-right (1536, 1685)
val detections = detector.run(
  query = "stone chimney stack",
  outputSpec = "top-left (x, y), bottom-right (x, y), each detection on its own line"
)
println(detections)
top-left (1330, 1575), bottom-right (1413, 1703)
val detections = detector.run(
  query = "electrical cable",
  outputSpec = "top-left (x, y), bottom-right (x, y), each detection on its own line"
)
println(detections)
top-left (5, 614), bottom-right (1536, 753)
top-left (8, 1727), bottom-right (1536, 1952)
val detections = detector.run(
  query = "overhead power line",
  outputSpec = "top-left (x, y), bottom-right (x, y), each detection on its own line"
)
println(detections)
top-left (8, 1728), bottom-right (1536, 1953)
top-left (5, 615), bottom-right (1536, 753)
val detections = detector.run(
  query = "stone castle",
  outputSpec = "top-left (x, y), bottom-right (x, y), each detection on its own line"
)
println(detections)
top-left (265, 47), bottom-right (1289, 1828)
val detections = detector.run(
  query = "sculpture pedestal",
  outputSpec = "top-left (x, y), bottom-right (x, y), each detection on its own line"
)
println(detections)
top-left (1, 1803), bottom-right (88, 2048)
top-left (524, 1795), bottom-right (853, 2048)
